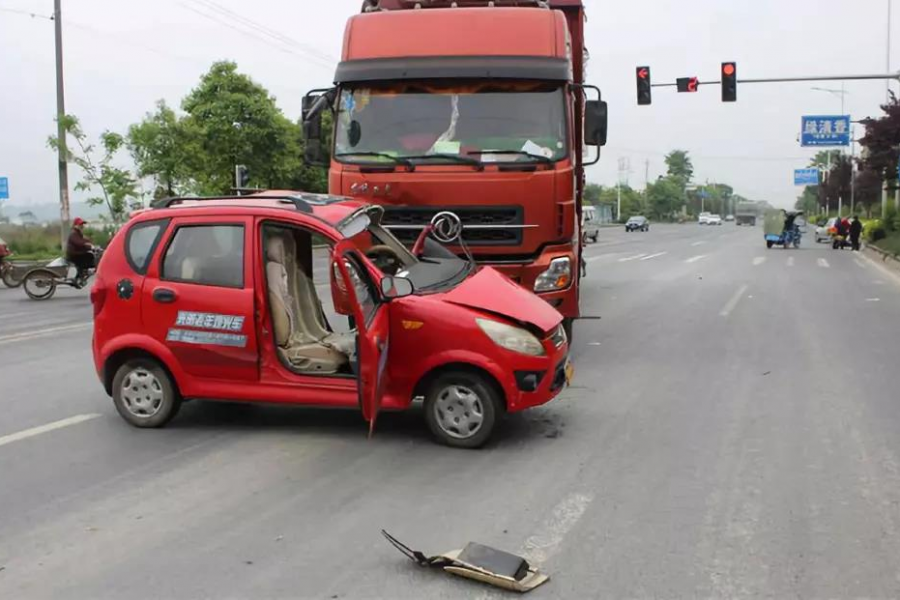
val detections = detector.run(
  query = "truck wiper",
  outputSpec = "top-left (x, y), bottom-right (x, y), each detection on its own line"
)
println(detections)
top-left (466, 149), bottom-right (553, 164)
top-left (403, 154), bottom-right (485, 171)
top-left (335, 152), bottom-right (415, 170)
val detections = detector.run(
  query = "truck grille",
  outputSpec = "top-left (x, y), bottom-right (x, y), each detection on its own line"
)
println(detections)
top-left (382, 206), bottom-right (525, 246)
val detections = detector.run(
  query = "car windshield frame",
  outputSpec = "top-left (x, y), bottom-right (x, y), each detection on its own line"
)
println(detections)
top-left (333, 81), bottom-right (569, 168)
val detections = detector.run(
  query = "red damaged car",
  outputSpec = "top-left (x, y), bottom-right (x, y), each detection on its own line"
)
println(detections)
top-left (91, 192), bottom-right (571, 448)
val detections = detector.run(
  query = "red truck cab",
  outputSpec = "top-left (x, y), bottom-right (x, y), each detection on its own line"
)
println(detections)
top-left (303, 0), bottom-right (607, 340)
top-left (91, 192), bottom-right (570, 448)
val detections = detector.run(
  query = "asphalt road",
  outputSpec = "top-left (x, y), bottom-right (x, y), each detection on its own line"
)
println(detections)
top-left (2, 224), bottom-right (900, 598)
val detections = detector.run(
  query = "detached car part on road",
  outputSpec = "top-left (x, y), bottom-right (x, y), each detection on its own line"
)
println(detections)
top-left (91, 192), bottom-right (571, 448)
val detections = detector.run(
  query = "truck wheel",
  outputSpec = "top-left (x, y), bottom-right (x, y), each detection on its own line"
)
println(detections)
top-left (112, 359), bottom-right (182, 428)
top-left (424, 371), bottom-right (501, 449)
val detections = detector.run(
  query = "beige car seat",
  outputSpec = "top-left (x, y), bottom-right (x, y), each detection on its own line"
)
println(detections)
top-left (266, 233), bottom-right (349, 374)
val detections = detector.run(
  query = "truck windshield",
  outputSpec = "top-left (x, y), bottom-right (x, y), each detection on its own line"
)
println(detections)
top-left (334, 82), bottom-right (567, 166)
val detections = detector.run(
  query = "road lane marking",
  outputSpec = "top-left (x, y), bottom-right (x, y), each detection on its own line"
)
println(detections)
top-left (618, 254), bottom-right (647, 262)
top-left (720, 285), bottom-right (749, 317)
top-left (0, 322), bottom-right (92, 346)
top-left (0, 414), bottom-right (102, 449)
top-left (786, 257), bottom-right (795, 267)
top-left (752, 257), bottom-right (766, 266)
top-left (640, 251), bottom-right (668, 261)
top-left (867, 298), bottom-right (881, 302)
top-left (0, 310), bottom-right (41, 321)
top-left (691, 241), bottom-right (707, 247)
top-left (818, 258), bottom-right (830, 268)
top-left (523, 492), bottom-right (594, 564)
top-left (854, 258), bottom-right (868, 269)
top-left (685, 254), bottom-right (708, 264)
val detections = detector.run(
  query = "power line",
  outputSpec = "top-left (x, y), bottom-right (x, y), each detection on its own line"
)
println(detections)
top-left (188, 0), bottom-right (337, 65)
top-left (0, 6), bottom-right (52, 19)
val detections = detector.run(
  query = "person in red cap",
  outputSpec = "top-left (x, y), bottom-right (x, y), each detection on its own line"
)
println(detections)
top-left (66, 217), bottom-right (94, 284)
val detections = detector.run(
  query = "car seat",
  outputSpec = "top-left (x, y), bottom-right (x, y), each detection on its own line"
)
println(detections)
top-left (265, 233), bottom-right (351, 374)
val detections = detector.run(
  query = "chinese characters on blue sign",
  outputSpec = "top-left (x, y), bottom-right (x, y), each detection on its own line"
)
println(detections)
top-left (0, 177), bottom-right (8, 200)
top-left (801, 115), bottom-right (851, 147)
top-left (794, 168), bottom-right (819, 186)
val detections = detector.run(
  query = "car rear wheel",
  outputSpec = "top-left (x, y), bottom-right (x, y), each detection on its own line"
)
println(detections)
top-left (112, 359), bottom-right (182, 428)
top-left (424, 372), bottom-right (501, 449)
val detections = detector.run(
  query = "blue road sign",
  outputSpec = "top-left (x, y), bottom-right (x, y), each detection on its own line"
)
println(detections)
top-left (801, 115), bottom-right (851, 147)
top-left (0, 177), bottom-right (8, 200)
top-left (794, 168), bottom-right (819, 186)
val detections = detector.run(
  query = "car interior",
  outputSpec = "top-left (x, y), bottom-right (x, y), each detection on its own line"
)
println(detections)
top-left (264, 225), bottom-right (357, 376)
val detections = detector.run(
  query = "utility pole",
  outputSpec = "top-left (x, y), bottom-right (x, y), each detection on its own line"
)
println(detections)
top-left (889, 0), bottom-right (894, 102)
top-left (54, 0), bottom-right (70, 250)
top-left (850, 126), bottom-right (856, 215)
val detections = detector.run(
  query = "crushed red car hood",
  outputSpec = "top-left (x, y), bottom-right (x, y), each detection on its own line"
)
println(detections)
top-left (442, 267), bottom-right (563, 333)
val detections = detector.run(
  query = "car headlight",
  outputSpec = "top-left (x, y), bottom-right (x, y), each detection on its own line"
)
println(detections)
top-left (534, 257), bottom-right (571, 293)
top-left (476, 318), bottom-right (546, 357)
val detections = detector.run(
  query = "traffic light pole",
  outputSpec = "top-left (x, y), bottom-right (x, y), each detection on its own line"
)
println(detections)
top-left (651, 72), bottom-right (900, 88)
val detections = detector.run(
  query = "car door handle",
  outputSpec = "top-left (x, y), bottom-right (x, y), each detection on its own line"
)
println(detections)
top-left (152, 287), bottom-right (177, 304)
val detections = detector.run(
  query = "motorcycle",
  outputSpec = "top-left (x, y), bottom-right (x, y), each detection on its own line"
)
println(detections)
top-left (0, 241), bottom-right (25, 288)
top-left (764, 210), bottom-right (803, 249)
top-left (22, 247), bottom-right (104, 301)
top-left (831, 232), bottom-right (853, 250)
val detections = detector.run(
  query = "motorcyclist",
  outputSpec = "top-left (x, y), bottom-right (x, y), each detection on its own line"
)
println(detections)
top-left (66, 217), bottom-right (94, 284)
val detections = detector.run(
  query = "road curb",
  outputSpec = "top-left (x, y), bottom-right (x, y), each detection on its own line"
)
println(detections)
top-left (862, 245), bottom-right (900, 286)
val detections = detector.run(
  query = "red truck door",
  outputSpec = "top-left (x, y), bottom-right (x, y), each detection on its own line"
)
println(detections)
top-left (141, 216), bottom-right (259, 382)
top-left (333, 243), bottom-right (389, 433)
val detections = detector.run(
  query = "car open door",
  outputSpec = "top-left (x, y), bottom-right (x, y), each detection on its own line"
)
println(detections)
top-left (333, 243), bottom-right (389, 435)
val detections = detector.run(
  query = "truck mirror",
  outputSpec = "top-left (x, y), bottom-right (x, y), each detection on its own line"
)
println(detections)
top-left (305, 140), bottom-right (326, 165)
top-left (380, 275), bottom-right (414, 299)
top-left (585, 100), bottom-right (608, 147)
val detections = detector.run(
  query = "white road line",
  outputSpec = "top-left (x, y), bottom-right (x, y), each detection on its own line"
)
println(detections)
top-left (0, 414), bottom-right (102, 449)
top-left (523, 492), bottom-right (594, 564)
top-left (685, 254), bottom-right (708, 264)
top-left (752, 257), bottom-right (766, 266)
top-left (691, 241), bottom-right (707, 247)
top-left (0, 310), bottom-right (41, 321)
top-left (867, 298), bottom-right (881, 302)
top-left (618, 254), bottom-right (647, 263)
top-left (854, 258), bottom-right (868, 269)
top-left (640, 251), bottom-right (668, 261)
top-left (786, 257), bottom-right (795, 267)
top-left (0, 322), bottom-right (92, 346)
top-left (720, 285), bottom-right (749, 317)
top-left (818, 258), bottom-right (830, 268)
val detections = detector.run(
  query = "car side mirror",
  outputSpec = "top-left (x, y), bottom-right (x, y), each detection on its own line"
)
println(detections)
top-left (380, 276), bottom-right (414, 299)
top-left (585, 99), bottom-right (608, 147)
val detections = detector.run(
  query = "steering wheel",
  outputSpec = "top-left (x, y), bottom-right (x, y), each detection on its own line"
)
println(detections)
top-left (365, 245), bottom-right (404, 275)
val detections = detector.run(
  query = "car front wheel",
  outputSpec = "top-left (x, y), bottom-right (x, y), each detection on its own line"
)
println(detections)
top-left (112, 359), bottom-right (182, 428)
top-left (424, 372), bottom-right (501, 449)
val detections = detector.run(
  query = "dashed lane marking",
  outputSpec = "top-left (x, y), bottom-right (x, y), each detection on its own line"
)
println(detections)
top-left (0, 414), bottom-right (102, 449)
top-left (640, 252), bottom-right (668, 261)
top-left (686, 255), bottom-right (709, 264)
top-left (752, 257), bottom-right (766, 266)
top-left (720, 285), bottom-right (750, 317)
top-left (618, 254), bottom-right (647, 263)
top-left (691, 241), bottom-right (707, 247)
top-left (818, 258), bottom-right (830, 268)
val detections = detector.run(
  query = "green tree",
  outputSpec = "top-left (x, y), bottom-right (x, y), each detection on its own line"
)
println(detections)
top-left (646, 177), bottom-right (684, 220)
top-left (598, 185), bottom-right (644, 220)
top-left (181, 61), bottom-right (303, 194)
top-left (584, 183), bottom-right (603, 205)
top-left (48, 115), bottom-right (140, 223)
top-left (127, 101), bottom-right (201, 199)
top-left (860, 93), bottom-right (900, 187)
top-left (665, 150), bottom-right (693, 185)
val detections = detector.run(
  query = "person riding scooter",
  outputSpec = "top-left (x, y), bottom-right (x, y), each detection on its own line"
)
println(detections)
top-left (66, 217), bottom-right (94, 285)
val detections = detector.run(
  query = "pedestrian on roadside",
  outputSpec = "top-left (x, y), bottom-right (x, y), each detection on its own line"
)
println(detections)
top-left (849, 216), bottom-right (863, 251)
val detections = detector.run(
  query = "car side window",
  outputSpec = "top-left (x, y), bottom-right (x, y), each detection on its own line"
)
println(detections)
top-left (125, 219), bottom-right (168, 274)
top-left (343, 254), bottom-right (377, 325)
top-left (162, 224), bottom-right (244, 288)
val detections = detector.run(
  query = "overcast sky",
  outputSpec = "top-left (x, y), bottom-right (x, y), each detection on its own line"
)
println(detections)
top-left (0, 0), bottom-right (895, 209)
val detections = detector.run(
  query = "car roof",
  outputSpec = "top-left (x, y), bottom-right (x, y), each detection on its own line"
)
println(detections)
top-left (136, 190), bottom-right (368, 228)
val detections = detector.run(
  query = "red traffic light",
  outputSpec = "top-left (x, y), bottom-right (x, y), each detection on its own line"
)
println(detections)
top-left (676, 77), bottom-right (700, 93)
top-left (636, 66), bottom-right (652, 105)
top-left (722, 63), bottom-right (736, 76)
top-left (721, 62), bottom-right (737, 102)
top-left (638, 67), bottom-right (649, 80)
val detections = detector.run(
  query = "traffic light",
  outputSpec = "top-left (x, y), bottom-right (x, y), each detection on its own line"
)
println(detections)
top-left (721, 62), bottom-right (737, 102)
top-left (677, 77), bottom-right (700, 93)
top-left (636, 66), bottom-right (651, 105)
top-left (235, 165), bottom-right (250, 189)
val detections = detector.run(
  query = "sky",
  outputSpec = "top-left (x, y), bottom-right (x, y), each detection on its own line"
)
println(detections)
top-left (0, 0), bottom-right (896, 211)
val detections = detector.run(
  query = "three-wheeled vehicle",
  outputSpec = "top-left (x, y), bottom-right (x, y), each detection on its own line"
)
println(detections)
top-left (764, 209), bottom-right (803, 249)
top-left (21, 247), bottom-right (104, 300)
top-left (91, 192), bottom-right (571, 448)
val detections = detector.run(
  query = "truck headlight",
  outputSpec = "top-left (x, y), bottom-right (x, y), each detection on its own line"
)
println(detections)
top-left (476, 318), bottom-right (546, 357)
top-left (534, 257), bottom-right (571, 293)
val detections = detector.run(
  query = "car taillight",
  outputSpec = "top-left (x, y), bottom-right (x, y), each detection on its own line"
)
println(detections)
top-left (91, 286), bottom-right (107, 317)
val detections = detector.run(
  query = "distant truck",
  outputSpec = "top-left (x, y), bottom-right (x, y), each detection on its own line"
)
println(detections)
top-left (735, 202), bottom-right (758, 226)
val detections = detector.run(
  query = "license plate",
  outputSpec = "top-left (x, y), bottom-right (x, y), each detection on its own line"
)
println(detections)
top-left (564, 360), bottom-right (574, 385)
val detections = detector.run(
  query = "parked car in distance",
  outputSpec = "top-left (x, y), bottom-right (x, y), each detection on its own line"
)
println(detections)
top-left (582, 205), bottom-right (600, 243)
top-left (698, 212), bottom-right (712, 225)
top-left (625, 216), bottom-right (650, 232)
top-left (816, 217), bottom-right (837, 243)
top-left (725, 214), bottom-right (735, 222)
top-left (707, 214), bottom-right (723, 226)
